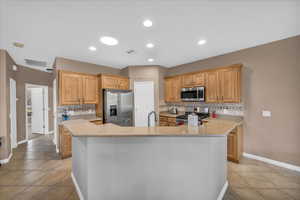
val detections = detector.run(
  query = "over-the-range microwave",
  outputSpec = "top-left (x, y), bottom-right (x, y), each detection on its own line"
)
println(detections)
top-left (181, 86), bottom-right (205, 102)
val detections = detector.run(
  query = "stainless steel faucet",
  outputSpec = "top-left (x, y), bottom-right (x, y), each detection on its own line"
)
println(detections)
top-left (148, 111), bottom-right (157, 127)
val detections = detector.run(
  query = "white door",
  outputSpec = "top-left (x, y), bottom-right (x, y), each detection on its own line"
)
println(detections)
top-left (134, 81), bottom-right (155, 127)
top-left (31, 88), bottom-right (45, 134)
top-left (10, 79), bottom-right (17, 148)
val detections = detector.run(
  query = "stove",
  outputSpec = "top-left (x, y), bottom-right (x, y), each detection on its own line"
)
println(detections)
top-left (176, 112), bottom-right (209, 125)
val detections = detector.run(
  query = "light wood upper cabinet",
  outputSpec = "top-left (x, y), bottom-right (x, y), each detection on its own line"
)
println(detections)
top-left (164, 76), bottom-right (181, 102)
top-left (59, 70), bottom-right (98, 105)
top-left (82, 75), bottom-right (99, 104)
top-left (205, 71), bottom-right (219, 103)
top-left (100, 74), bottom-right (129, 90)
top-left (205, 65), bottom-right (241, 103)
top-left (164, 64), bottom-right (242, 103)
top-left (182, 72), bottom-right (205, 87)
top-left (219, 67), bottom-right (241, 103)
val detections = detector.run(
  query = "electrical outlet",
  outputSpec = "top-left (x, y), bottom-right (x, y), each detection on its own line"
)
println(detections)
top-left (262, 110), bottom-right (271, 117)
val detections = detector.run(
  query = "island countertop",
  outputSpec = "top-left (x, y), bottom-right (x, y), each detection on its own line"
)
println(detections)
top-left (62, 117), bottom-right (242, 137)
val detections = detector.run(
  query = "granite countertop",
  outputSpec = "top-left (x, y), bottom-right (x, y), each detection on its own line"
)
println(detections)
top-left (159, 111), bottom-right (185, 118)
top-left (62, 117), bottom-right (242, 137)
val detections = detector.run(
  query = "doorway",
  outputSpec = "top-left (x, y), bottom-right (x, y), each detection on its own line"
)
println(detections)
top-left (25, 84), bottom-right (49, 140)
top-left (133, 81), bottom-right (155, 127)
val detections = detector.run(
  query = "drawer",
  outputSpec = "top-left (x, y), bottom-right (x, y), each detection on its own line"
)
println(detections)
top-left (159, 122), bottom-right (169, 126)
top-left (167, 117), bottom-right (176, 123)
top-left (159, 116), bottom-right (168, 122)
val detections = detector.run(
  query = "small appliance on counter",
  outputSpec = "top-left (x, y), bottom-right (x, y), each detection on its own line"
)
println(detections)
top-left (176, 112), bottom-right (209, 125)
top-left (62, 109), bottom-right (70, 121)
top-left (188, 113), bottom-right (198, 127)
top-left (168, 106), bottom-right (178, 114)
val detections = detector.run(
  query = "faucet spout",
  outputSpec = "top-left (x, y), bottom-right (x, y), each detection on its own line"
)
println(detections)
top-left (148, 111), bottom-right (157, 127)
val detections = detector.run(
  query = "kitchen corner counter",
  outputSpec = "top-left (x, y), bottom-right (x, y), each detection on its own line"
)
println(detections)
top-left (62, 117), bottom-right (242, 137)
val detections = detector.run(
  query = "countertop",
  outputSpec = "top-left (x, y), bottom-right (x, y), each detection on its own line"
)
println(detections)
top-left (62, 117), bottom-right (242, 137)
top-left (159, 111), bottom-right (185, 118)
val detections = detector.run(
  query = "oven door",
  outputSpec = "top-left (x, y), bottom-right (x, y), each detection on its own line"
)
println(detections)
top-left (181, 88), bottom-right (198, 101)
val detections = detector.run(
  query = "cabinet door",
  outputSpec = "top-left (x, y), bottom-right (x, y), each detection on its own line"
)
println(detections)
top-left (82, 75), bottom-right (98, 104)
top-left (102, 75), bottom-right (118, 89)
top-left (193, 72), bottom-right (205, 86)
top-left (182, 74), bottom-right (194, 87)
top-left (59, 125), bottom-right (72, 159)
top-left (164, 78), bottom-right (173, 102)
top-left (172, 77), bottom-right (182, 102)
top-left (227, 132), bottom-right (237, 162)
top-left (59, 71), bottom-right (83, 105)
top-left (118, 78), bottom-right (130, 90)
top-left (219, 67), bottom-right (241, 103)
top-left (205, 71), bottom-right (219, 103)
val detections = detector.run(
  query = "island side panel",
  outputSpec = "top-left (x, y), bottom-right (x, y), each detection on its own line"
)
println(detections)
top-left (72, 137), bottom-right (88, 200)
top-left (86, 136), bottom-right (227, 200)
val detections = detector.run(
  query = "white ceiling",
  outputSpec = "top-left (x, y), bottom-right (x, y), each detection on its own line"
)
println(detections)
top-left (1, 0), bottom-right (300, 69)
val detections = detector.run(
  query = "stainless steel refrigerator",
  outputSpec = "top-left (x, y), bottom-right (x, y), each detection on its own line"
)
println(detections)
top-left (103, 89), bottom-right (133, 126)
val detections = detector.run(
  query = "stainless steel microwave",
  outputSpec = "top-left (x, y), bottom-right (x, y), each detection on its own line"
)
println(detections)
top-left (181, 87), bottom-right (205, 102)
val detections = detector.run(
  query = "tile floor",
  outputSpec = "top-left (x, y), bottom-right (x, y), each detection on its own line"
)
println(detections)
top-left (0, 135), bottom-right (299, 200)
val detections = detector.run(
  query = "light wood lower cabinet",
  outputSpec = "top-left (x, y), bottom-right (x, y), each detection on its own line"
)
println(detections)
top-left (59, 125), bottom-right (72, 159)
top-left (227, 125), bottom-right (243, 163)
top-left (159, 116), bottom-right (177, 126)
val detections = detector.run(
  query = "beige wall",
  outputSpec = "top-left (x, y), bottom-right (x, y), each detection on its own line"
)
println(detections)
top-left (167, 35), bottom-right (300, 166)
top-left (54, 57), bottom-right (121, 75)
top-left (0, 50), bottom-right (54, 160)
top-left (121, 66), bottom-right (166, 121)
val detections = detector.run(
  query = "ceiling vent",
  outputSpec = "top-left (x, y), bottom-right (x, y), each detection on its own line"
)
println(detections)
top-left (126, 49), bottom-right (136, 54)
top-left (13, 42), bottom-right (24, 48)
top-left (24, 59), bottom-right (47, 67)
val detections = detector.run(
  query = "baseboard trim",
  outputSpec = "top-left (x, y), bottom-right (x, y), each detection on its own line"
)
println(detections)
top-left (243, 153), bottom-right (300, 172)
top-left (71, 172), bottom-right (84, 200)
top-left (0, 152), bottom-right (13, 164)
top-left (217, 181), bottom-right (228, 200)
top-left (17, 139), bottom-right (28, 145)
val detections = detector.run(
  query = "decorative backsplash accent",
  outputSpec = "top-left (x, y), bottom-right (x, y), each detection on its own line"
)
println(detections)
top-left (160, 102), bottom-right (244, 116)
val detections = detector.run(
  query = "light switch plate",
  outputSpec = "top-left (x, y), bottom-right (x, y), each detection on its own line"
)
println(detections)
top-left (262, 110), bottom-right (271, 117)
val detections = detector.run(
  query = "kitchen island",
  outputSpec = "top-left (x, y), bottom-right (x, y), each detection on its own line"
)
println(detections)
top-left (63, 119), bottom-right (242, 200)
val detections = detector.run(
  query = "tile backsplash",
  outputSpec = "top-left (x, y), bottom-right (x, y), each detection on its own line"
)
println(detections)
top-left (57, 104), bottom-right (96, 123)
top-left (160, 102), bottom-right (244, 116)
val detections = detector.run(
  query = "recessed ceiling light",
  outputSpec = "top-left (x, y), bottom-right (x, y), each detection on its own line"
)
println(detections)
top-left (147, 58), bottom-right (154, 62)
top-left (198, 39), bottom-right (207, 45)
top-left (146, 43), bottom-right (154, 48)
top-left (143, 19), bottom-right (153, 27)
top-left (89, 46), bottom-right (97, 51)
top-left (100, 36), bottom-right (119, 46)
